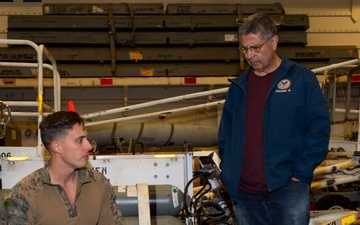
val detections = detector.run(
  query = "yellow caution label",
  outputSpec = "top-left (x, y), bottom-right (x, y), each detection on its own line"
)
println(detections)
top-left (38, 94), bottom-right (43, 114)
top-left (342, 214), bottom-right (355, 225)
top-left (7, 156), bottom-right (30, 161)
top-left (141, 68), bottom-right (154, 77)
top-left (129, 51), bottom-right (143, 61)
top-left (154, 154), bottom-right (176, 158)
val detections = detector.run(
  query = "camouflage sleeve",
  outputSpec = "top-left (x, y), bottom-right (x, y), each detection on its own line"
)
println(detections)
top-left (1, 190), bottom-right (33, 225)
top-left (98, 178), bottom-right (125, 225)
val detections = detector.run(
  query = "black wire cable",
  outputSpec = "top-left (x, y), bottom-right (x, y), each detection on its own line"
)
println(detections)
top-left (183, 173), bottom-right (201, 216)
top-left (192, 175), bottom-right (212, 214)
top-left (183, 170), bottom-right (234, 224)
top-left (199, 201), bottom-right (226, 220)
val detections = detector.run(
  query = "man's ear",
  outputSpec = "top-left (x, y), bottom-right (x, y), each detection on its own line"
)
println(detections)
top-left (51, 141), bottom-right (61, 153)
top-left (272, 35), bottom-right (279, 50)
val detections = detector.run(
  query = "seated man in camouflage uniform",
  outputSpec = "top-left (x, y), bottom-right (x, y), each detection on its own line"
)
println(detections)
top-left (2, 111), bottom-right (125, 225)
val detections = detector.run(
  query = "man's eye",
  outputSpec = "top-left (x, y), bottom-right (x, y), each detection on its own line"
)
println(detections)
top-left (254, 47), bottom-right (261, 52)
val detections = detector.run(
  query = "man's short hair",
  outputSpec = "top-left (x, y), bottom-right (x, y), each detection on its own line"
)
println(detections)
top-left (238, 13), bottom-right (278, 40)
top-left (39, 111), bottom-right (84, 151)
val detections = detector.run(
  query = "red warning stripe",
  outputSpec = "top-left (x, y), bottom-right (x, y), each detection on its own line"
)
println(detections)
top-left (184, 77), bottom-right (197, 84)
top-left (100, 78), bottom-right (113, 85)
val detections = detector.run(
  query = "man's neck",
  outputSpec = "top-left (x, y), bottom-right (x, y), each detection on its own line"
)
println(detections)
top-left (48, 161), bottom-right (78, 186)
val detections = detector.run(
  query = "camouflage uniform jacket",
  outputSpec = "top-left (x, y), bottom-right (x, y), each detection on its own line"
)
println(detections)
top-left (1, 161), bottom-right (125, 225)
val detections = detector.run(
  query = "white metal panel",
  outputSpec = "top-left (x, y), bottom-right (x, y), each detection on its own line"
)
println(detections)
top-left (329, 140), bottom-right (357, 152)
top-left (0, 146), bottom-right (40, 158)
top-left (0, 147), bottom-right (43, 179)
top-left (1, 158), bottom-right (47, 188)
top-left (1, 153), bottom-right (193, 191)
top-left (88, 154), bottom-right (189, 191)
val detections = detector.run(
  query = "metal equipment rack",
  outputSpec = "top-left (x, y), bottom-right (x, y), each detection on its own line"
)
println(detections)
top-left (2, 2), bottom-right (320, 79)
top-left (0, 37), bottom-right (360, 224)
top-left (0, 39), bottom-right (60, 157)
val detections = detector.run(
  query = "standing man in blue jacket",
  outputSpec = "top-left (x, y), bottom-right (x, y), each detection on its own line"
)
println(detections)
top-left (218, 13), bottom-right (330, 225)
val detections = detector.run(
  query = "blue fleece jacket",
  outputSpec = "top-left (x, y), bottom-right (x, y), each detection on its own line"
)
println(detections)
top-left (218, 57), bottom-right (330, 200)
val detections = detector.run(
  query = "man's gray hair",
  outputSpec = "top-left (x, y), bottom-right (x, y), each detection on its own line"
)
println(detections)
top-left (238, 13), bottom-right (278, 40)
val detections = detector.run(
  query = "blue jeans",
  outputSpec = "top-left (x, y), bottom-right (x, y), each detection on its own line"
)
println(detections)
top-left (233, 179), bottom-right (310, 225)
